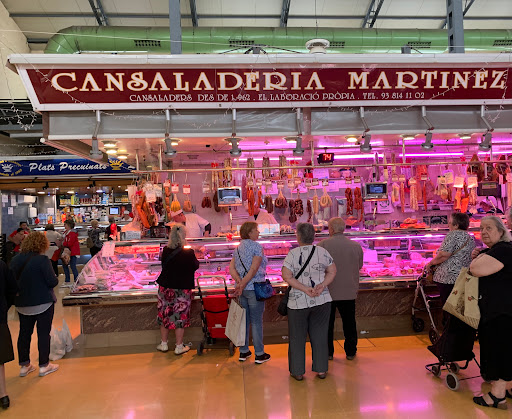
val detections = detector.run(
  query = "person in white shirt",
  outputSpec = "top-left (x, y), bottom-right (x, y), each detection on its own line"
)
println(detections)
top-left (248, 207), bottom-right (278, 225)
top-left (171, 209), bottom-right (211, 238)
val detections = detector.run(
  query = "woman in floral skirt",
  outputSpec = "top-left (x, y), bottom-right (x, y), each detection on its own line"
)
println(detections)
top-left (156, 224), bottom-right (199, 355)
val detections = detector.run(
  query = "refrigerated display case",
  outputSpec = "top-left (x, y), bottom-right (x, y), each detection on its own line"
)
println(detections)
top-left (65, 228), bottom-right (464, 300)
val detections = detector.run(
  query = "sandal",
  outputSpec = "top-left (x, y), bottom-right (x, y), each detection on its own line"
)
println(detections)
top-left (473, 392), bottom-right (507, 409)
top-left (317, 372), bottom-right (327, 379)
top-left (290, 374), bottom-right (303, 381)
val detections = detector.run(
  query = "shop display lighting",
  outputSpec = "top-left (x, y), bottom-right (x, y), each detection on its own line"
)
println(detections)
top-left (170, 139), bottom-right (181, 146)
top-left (106, 148), bottom-right (118, 155)
top-left (401, 134), bottom-right (416, 140)
top-left (96, 189), bottom-right (104, 193)
top-left (421, 132), bottom-right (434, 150)
top-left (117, 153), bottom-right (128, 160)
top-left (67, 190), bottom-right (74, 194)
top-left (360, 133), bottom-right (372, 152)
top-left (479, 131), bottom-right (492, 151)
top-left (225, 137), bottom-right (243, 157)
top-left (345, 136), bottom-right (358, 143)
top-left (37, 191), bottom-right (45, 194)
top-left (458, 134), bottom-right (472, 139)
top-left (399, 152), bottom-right (463, 157)
top-left (102, 140), bottom-right (117, 148)
top-left (334, 154), bottom-right (383, 160)
top-left (164, 138), bottom-right (177, 157)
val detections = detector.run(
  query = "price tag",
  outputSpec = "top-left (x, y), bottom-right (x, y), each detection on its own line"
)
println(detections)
top-left (287, 179), bottom-right (294, 189)
top-left (391, 175), bottom-right (399, 182)
top-left (420, 174), bottom-right (429, 181)
top-left (305, 178), bottom-right (312, 187)
top-left (399, 175), bottom-right (406, 182)
top-left (7, 207), bottom-right (13, 215)
top-left (294, 177), bottom-right (302, 186)
top-left (163, 180), bottom-right (171, 187)
top-left (264, 180), bottom-right (272, 187)
top-left (247, 178), bottom-right (254, 187)
top-left (277, 180), bottom-right (285, 188)
top-left (312, 178), bottom-right (319, 186)
top-left (354, 176), bottom-right (361, 183)
top-left (171, 183), bottom-right (179, 193)
top-left (202, 182), bottom-right (211, 193)
top-left (183, 184), bottom-right (191, 194)
top-left (322, 179), bottom-right (329, 187)
top-left (345, 179), bottom-right (352, 184)
top-left (256, 179), bottom-right (263, 187)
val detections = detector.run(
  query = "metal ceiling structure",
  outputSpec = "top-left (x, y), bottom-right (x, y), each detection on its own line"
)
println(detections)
top-left (1, 0), bottom-right (511, 50)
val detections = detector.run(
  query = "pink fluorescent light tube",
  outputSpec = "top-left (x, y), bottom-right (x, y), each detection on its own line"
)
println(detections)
top-left (399, 152), bottom-right (463, 157)
top-left (334, 154), bottom-right (384, 160)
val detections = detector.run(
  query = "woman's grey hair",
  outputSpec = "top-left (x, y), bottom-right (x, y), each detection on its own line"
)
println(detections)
top-left (296, 223), bottom-right (315, 245)
top-left (168, 223), bottom-right (187, 249)
top-left (482, 216), bottom-right (512, 243)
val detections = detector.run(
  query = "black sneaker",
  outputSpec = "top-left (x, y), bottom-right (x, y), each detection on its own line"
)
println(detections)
top-left (255, 353), bottom-right (271, 364)
top-left (239, 351), bottom-right (252, 362)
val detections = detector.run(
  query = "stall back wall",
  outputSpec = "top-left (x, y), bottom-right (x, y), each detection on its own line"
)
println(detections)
top-left (169, 162), bottom-right (461, 235)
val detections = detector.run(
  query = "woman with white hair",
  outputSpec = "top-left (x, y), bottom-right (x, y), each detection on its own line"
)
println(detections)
top-left (470, 216), bottom-right (512, 409)
top-left (156, 224), bottom-right (199, 355)
top-left (282, 223), bottom-right (336, 381)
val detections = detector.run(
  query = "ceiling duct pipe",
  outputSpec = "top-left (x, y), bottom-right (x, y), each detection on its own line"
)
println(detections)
top-left (44, 26), bottom-right (512, 55)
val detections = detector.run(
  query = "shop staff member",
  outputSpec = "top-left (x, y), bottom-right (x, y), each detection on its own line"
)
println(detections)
top-left (250, 207), bottom-right (278, 225)
top-left (171, 210), bottom-right (211, 238)
top-left (8, 222), bottom-right (30, 253)
top-left (317, 217), bottom-right (364, 361)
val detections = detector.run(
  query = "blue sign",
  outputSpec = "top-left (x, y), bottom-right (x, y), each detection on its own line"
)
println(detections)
top-left (0, 158), bottom-right (134, 177)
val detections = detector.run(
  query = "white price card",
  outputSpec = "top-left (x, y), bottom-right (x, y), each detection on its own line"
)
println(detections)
top-left (398, 175), bottom-right (406, 182)
top-left (322, 179), bottom-right (329, 187)
top-left (287, 179), bottom-right (294, 189)
top-left (312, 178), bottom-right (319, 186)
top-left (247, 178), bottom-right (254, 187)
top-left (305, 178), bottom-right (312, 187)
top-left (171, 183), bottom-right (179, 193)
top-left (183, 184), bottom-right (191, 194)
top-left (101, 241), bottom-right (116, 257)
top-left (256, 179), bottom-right (263, 187)
top-left (164, 180), bottom-right (171, 188)
top-left (202, 182), bottom-right (211, 193)
top-left (1, 194), bottom-right (7, 203)
top-left (294, 177), bottom-right (302, 186)
top-left (7, 207), bottom-right (13, 215)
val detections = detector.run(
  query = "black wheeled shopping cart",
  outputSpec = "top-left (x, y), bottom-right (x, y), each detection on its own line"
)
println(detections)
top-left (411, 268), bottom-right (442, 344)
top-left (196, 275), bottom-right (236, 357)
top-left (425, 315), bottom-right (480, 391)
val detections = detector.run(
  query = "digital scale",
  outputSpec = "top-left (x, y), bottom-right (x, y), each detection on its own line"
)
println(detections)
top-left (363, 182), bottom-right (388, 201)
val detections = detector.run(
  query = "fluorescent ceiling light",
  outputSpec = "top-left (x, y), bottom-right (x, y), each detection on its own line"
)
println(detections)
top-left (458, 134), bottom-right (472, 140)
top-left (106, 148), bottom-right (118, 155)
top-left (399, 152), bottom-right (463, 157)
top-left (37, 191), bottom-right (45, 194)
top-left (96, 189), bottom-right (104, 193)
top-left (284, 136), bottom-right (299, 143)
top-left (117, 154), bottom-right (128, 160)
top-left (67, 190), bottom-right (74, 194)
top-left (401, 135), bottom-right (416, 140)
top-left (334, 154), bottom-right (383, 160)
top-left (345, 136), bottom-right (358, 143)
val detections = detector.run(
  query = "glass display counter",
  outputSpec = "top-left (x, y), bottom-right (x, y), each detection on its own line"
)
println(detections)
top-left (65, 228), bottom-right (467, 301)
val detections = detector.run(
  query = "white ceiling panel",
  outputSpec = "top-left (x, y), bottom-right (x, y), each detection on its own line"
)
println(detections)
top-left (197, 0), bottom-right (281, 15)
top-left (374, 19), bottom-right (446, 30)
top-left (288, 18), bottom-right (362, 28)
top-left (199, 18), bottom-right (279, 28)
top-left (1, 0), bottom-right (90, 13)
top-left (465, 0), bottom-right (512, 17)
top-left (380, 0), bottom-right (445, 17)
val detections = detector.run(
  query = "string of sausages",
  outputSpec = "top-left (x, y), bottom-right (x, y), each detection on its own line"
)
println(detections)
top-left (354, 187), bottom-right (363, 221)
top-left (345, 188), bottom-right (353, 215)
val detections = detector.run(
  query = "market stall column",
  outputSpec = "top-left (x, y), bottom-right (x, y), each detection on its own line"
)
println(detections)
top-left (170, 210), bottom-right (211, 238)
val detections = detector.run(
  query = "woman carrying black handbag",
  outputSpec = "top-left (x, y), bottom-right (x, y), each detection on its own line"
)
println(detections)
top-left (281, 223), bottom-right (336, 381)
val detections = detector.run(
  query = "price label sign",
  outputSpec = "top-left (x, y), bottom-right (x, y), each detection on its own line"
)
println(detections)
top-left (277, 180), bottom-right (285, 188)
top-left (256, 179), bottom-right (263, 187)
top-left (163, 180), bottom-right (171, 187)
top-left (345, 179), bottom-right (352, 184)
top-left (312, 178), bottom-right (319, 186)
top-left (420, 174), bottom-right (429, 181)
top-left (305, 178), bottom-right (312, 187)
top-left (171, 183), bottom-right (179, 193)
top-left (391, 175), bottom-right (399, 182)
top-left (398, 175), bottom-right (406, 182)
top-left (322, 179), bottom-right (329, 187)
top-left (294, 177), bottom-right (302, 186)
top-left (183, 184), bottom-right (191, 194)
top-left (202, 182), bottom-right (211, 193)
top-left (354, 176), bottom-right (361, 183)
top-left (264, 180), bottom-right (272, 187)
top-left (287, 179), bottom-right (294, 189)
top-left (247, 178), bottom-right (254, 187)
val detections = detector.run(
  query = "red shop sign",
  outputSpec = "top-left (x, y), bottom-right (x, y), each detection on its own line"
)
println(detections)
top-left (20, 65), bottom-right (512, 110)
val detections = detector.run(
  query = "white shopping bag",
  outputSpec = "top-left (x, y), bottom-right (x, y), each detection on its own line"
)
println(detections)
top-left (225, 299), bottom-right (246, 347)
top-left (49, 319), bottom-right (73, 361)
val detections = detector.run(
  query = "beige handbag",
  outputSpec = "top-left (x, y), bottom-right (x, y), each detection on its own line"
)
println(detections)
top-left (443, 267), bottom-right (480, 329)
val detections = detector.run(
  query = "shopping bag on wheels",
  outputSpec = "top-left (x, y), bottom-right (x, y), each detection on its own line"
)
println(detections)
top-left (225, 298), bottom-right (246, 347)
top-left (443, 268), bottom-right (480, 329)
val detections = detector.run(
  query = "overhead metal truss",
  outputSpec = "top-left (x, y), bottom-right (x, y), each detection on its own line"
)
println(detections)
top-left (280, 0), bottom-right (291, 28)
top-left (189, 0), bottom-right (198, 27)
top-left (362, 0), bottom-right (385, 28)
top-left (87, 0), bottom-right (109, 26)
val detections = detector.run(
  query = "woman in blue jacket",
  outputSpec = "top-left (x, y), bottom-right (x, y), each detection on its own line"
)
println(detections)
top-left (10, 232), bottom-right (59, 378)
